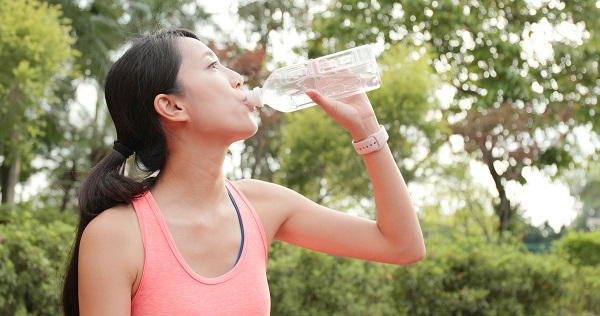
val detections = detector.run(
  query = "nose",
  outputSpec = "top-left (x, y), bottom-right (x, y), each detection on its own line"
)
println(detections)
top-left (228, 68), bottom-right (244, 89)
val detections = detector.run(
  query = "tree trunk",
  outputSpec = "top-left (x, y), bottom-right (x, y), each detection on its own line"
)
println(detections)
top-left (1, 127), bottom-right (21, 205)
top-left (480, 145), bottom-right (513, 241)
top-left (467, 202), bottom-right (492, 243)
top-left (90, 85), bottom-right (103, 166)
top-left (59, 162), bottom-right (77, 212)
top-left (0, 165), bottom-right (6, 204)
top-left (1, 155), bottom-right (20, 205)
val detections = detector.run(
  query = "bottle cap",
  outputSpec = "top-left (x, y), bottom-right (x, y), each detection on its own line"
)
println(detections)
top-left (246, 87), bottom-right (264, 108)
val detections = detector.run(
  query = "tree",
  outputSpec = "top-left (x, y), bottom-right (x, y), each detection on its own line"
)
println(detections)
top-left (0, 0), bottom-right (77, 205)
top-left (46, 0), bottom-right (212, 83)
top-left (237, 0), bottom-right (320, 48)
top-left (417, 155), bottom-right (500, 242)
top-left (308, 0), bottom-right (600, 239)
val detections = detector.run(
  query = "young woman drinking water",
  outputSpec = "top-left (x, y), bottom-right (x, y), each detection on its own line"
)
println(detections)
top-left (61, 28), bottom-right (425, 315)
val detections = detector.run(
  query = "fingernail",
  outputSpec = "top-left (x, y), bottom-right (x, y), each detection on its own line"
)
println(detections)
top-left (305, 90), bottom-right (316, 99)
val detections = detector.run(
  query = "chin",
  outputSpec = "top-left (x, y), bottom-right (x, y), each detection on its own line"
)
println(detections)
top-left (233, 121), bottom-right (259, 142)
top-left (245, 123), bottom-right (259, 139)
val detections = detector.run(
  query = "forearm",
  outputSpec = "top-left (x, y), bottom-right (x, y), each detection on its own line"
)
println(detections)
top-left (305, 89), bottom-right (425, 262)
top-left (357, 132), bottom-right (425, 262)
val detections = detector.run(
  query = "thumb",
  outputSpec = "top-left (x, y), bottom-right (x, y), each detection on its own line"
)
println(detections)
top-left (305, 89), bottom-right (338, 114)
top-left (305, 89), bottom-right (325, 104)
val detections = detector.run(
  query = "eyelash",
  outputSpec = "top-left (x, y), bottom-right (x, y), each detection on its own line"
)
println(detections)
top-left (209, 61), bottom-right (219, 69)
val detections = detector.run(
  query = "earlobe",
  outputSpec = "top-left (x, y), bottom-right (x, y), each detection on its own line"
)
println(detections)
top-left (154, 94), bottom-right (188, 122)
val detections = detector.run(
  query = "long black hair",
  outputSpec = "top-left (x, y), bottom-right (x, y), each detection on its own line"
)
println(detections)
top-left (61, 28), bottom-right (200, 315)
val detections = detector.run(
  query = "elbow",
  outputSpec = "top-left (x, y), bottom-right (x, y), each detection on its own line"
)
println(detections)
top-left (393, 242), bottom-right (426, 265)
top-left (405, 246), bottom-right (426, 265)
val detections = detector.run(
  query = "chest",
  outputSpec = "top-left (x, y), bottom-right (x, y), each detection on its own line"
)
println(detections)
top-left (166, 206), bottom-right (243, 278)
top-left (131, 189), bottom-right (271, 315)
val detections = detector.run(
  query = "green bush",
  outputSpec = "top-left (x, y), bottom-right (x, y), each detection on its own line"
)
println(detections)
top-left (0, 205), bottom-right (76, 315)
top-left (268, 242), bottom-right (397, 316)
top-left (556, 231), bottom-right (600, 267)
top-left (563, 265), bottom-right (600, 315)
top-left (268, 233), bottom-right (599, 315)
top-left (555, 231), bottom-right (600, 314)
top-left (391, 234), bottom-right (572, 315)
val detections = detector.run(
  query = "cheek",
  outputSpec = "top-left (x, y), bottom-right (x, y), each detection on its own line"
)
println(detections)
top-left (195, 83), bottom-right (230, 106)
top-left (184, 87), bottom-right (219, 110)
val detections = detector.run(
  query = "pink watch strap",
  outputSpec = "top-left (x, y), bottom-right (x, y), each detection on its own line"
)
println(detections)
top-left (352, 125), bottom-right (388, 155)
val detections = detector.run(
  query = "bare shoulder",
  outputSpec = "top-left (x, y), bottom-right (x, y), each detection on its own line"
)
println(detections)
top-left (79, 204), bottom-right (143, 310)
top-left (232, 179), bottom-right (308, 244)
top-left (80, 203), bottom-right (143, 270)
top-left (82, 203), bottom-right (140, 243)
top-left (234, 179), bottom-right (291, 199)
top-left (79, 203), bottom-right (143, 289)
top-left (232, 179), bottom-right (313, 211)
top-left (78, 205), bottom-right (144, 308)
top-left (80, 203), bottom-right (143, 271)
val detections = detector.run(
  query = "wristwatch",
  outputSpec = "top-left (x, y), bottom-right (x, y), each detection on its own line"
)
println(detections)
top-left (352, 125), bottom-right (388, 155)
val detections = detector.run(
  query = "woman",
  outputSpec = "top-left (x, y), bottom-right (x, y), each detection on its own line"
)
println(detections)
top-left (62, 28), bottom-right (425, 315)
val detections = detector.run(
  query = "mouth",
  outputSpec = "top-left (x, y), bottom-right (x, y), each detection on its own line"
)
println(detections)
top-left (242, 96), bottom-right (256, 112)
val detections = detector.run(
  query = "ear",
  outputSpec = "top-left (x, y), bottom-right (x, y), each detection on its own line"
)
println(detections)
top-left (154, 94), bottom-right (188, 122)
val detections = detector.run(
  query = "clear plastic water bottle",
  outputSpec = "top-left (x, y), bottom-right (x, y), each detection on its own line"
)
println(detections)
top-left (246, 45), bottom-right (381, 112)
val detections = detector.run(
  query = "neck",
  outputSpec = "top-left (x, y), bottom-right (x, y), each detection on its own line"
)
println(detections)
top-left (151, 142), bottom-right (231, 214)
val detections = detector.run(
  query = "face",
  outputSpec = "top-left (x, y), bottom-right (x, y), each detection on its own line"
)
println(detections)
top-left (173, 37), bottom-right (258, 142)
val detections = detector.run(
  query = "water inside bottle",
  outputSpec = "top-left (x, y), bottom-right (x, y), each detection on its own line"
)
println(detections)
top-left (249, 45), bottom-right (381, 112)
top-left (264, 77), bottom-right (378, 112)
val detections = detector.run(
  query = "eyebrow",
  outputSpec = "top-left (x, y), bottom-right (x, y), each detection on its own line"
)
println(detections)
top-left (202, 51), bottom-right (218, 60)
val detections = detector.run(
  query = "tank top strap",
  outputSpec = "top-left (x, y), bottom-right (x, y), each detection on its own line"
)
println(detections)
top-left (224, 179), bottom-right (269, 264)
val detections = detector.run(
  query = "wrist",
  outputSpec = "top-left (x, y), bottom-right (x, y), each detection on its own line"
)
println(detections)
top-left (352, 125), bottom-right (388, 155)
top-left (349, 118), bottom-right (380, 141)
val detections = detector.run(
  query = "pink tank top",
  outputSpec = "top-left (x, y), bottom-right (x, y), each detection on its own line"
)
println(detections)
top-left (130, 180), bottom-right (270, 315)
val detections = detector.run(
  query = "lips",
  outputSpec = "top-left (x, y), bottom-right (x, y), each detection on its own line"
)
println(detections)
top-left (242, 96), bottom-right (256, 112)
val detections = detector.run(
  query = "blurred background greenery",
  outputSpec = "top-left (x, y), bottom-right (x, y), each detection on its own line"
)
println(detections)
top-left (1, 0), bottom-right (599, 314)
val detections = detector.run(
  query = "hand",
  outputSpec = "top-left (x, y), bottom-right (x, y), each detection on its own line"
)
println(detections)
top-left (305, 89), bottom-right (380, 141)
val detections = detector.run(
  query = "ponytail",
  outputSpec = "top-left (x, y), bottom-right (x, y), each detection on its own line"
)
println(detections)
top-left (61, 28), bottom-right (200, 315)
top-left (62, 149), bottom-right (146, 315)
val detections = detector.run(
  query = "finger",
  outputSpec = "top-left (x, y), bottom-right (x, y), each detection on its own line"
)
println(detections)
top-left (305, 89), bottom-right (339, 116)
top-left (304, 89), bottom-right (326, 104)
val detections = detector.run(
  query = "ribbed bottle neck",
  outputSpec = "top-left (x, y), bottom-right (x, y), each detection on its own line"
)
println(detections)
top-left (246, 87), bottom-right (264, 108)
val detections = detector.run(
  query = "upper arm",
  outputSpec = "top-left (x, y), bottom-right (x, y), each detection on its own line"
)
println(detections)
top-left (78, 206), bottom-right (142, 315)
top-left (275, 188), bottom-right (400, 263)
top-left (236, 180), bottom-right (407, 264)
